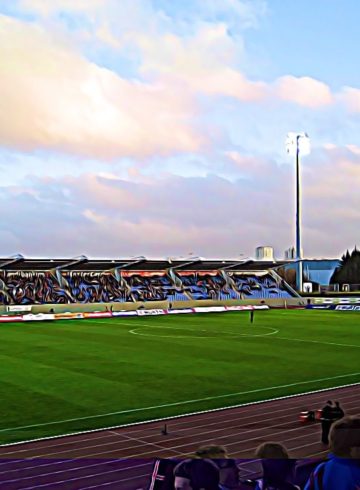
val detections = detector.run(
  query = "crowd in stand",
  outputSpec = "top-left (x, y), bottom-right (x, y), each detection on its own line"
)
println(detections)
top-left (179, 273), bottom-right (231, 300)
top-left (0, 270), bottom-right (292, 305)
top-left (0, 271), bottom-right (70, 304)
top-left (229, 274), bottom-right (291, 299)
top-left (64, 272), bottom-right (129, 303)
top-left (149, 414), bottom-right (360, 490)
top-left (126, 274), bottom-right (178, 301)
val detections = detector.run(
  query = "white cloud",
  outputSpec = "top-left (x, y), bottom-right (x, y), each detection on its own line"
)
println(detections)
top-left (134, 22), bottom-right (267, 101)
top-left (0, 14), bottom-right (202, 159)
top-left (1, 144), bottom-right (359, 259)
top-left (19, 0), bottom-right (104, 16)
top-left (275, 76), bottom-right (333, 108)
top-left (338, 86), bottom-right (360, 113)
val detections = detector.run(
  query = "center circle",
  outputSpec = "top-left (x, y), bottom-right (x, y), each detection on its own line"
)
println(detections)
top-left (128, 324), bottom-right (278, 339)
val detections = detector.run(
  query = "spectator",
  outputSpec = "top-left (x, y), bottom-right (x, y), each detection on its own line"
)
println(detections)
top-left (255, 443), bottom-right (300, 490)
top-left (320, 400), bottom-right (334, 445)
top-left (174, 457), bottom-right (220, 490)
top-left (194, 445), bottom-right (239, 490)
top-left (304, 416), bottom-right (360, 490)
top-left (332, 401), bottom-right (345, 421)
top-left (174, 445), bottom-right (239, 490)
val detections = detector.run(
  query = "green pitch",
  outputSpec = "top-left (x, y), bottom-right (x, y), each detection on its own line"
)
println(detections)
top-left (0, 310), bottom-right (359, 444)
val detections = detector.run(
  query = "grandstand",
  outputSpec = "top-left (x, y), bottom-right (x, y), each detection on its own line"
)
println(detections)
top-left (0, 256), bottom-right (296, 306)
top-left (1, 255), bottom-right (359, 490)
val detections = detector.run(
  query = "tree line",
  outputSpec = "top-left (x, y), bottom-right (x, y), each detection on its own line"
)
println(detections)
top-left (330, 247), bottom-right (360, 285)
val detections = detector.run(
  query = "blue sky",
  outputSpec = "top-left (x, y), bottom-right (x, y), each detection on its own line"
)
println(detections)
top-left (0, 0), bottom-right (359, 259)
top-left (246, 0), bottom-right (360, 87)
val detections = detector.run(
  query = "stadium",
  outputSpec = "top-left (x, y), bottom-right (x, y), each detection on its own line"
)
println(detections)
top-left (0, 252), bottom-right (359, 489)
top-left (1, 1), bottom-right (360, 489)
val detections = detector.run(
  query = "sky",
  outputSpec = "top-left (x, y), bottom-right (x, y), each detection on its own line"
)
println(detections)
top-left (0, 0), bottom-right (359, 260)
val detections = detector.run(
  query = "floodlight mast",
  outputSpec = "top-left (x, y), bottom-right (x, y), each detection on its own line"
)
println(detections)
top-left (295, 134), bottom-right (301, 262)
top-left (286, 132), bottom-right (310, 293)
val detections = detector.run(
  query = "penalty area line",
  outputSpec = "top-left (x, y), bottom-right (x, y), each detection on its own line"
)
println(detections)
top-left (0, 371), bottom-right (359, 437)
top-left (0, 381), bottom-right (359, 448)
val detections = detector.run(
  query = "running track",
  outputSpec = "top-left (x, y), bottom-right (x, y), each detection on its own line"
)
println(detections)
top-left (0, 385), bottom-right (359, 489)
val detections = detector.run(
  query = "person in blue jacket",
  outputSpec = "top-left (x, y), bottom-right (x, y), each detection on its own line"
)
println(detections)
top-left (305, 416), bottom-right (360, 490)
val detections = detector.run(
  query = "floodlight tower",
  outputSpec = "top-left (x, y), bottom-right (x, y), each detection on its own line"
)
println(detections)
top-left (286, 132), bottom-right (310, 292)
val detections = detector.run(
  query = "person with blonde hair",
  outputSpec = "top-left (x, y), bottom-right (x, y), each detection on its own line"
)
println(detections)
top-left (174, 444), bottom-right (239, 490)
top-left (254, 442), bottom-right (299, 490)
top-left (305, 416), bottom-right (360, 489)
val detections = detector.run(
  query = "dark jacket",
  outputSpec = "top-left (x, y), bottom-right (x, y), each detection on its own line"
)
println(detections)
top-left (174, 458), bottom-right (220, 490)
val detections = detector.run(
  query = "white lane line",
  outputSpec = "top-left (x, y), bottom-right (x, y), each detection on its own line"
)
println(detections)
top-left (115, 432), bottom-right (186, 456)
top-left (1, 373), bottom-right (359, 436)
top-left (0, 414), bottom-right (317, 466)
top-left (0, 423), bottom-right (320, 487)
top-left (20, 469), bottom-right (152, 490)
top-left (0, 460), bottom-right (152, 485)
top-left (19, 422), bottom-right (321, 483)
top-left (79, 473), bottom-right (151, 490)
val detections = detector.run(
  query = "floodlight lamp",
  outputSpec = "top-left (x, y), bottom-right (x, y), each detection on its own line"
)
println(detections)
top-left (286, 132), bottom-right (310, 156)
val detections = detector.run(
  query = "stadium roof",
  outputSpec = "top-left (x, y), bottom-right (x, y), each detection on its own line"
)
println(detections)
top-left (0, 256), bottom-right (294, 272)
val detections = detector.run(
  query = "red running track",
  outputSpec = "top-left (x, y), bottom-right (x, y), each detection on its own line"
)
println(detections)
top-left (0, 384), bottom-right (359, 490)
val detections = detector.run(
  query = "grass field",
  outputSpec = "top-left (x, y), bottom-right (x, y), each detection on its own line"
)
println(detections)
top-left (0, 310), bottom-right (359, 444)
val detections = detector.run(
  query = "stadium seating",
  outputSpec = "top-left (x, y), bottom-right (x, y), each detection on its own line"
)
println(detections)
top-left (63, 272), bottom-right (130, 303)
top-left (229, 273), bottom-right (292, 299)
top-left (0, 268), bottom-right (293, 305)
top-left (123, 273), bottom-right (182, 302)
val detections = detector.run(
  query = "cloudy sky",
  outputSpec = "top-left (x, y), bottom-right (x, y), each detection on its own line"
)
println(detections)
top-left (0, 0), bottom-right (359, 260)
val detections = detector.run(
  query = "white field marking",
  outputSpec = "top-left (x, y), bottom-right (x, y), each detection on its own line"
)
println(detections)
top-left (121, 318), bottom-right (278, 336)
top-left (129, 324), bottom-right (278, 339)
top-left (1, 372), bottom-right (359, 437)
top-left (114, 319), bottom-right (360, 347)
top-left (271, 335), bottom-right (360, 349)
top-left (92, 318), bottom-right (277, 337)
top-left (0, 381), bottom-right (359, 451)
top-left (2, 393), bottom-right (359, 474)
top-left (0, 393), bottom-right (358, 468)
